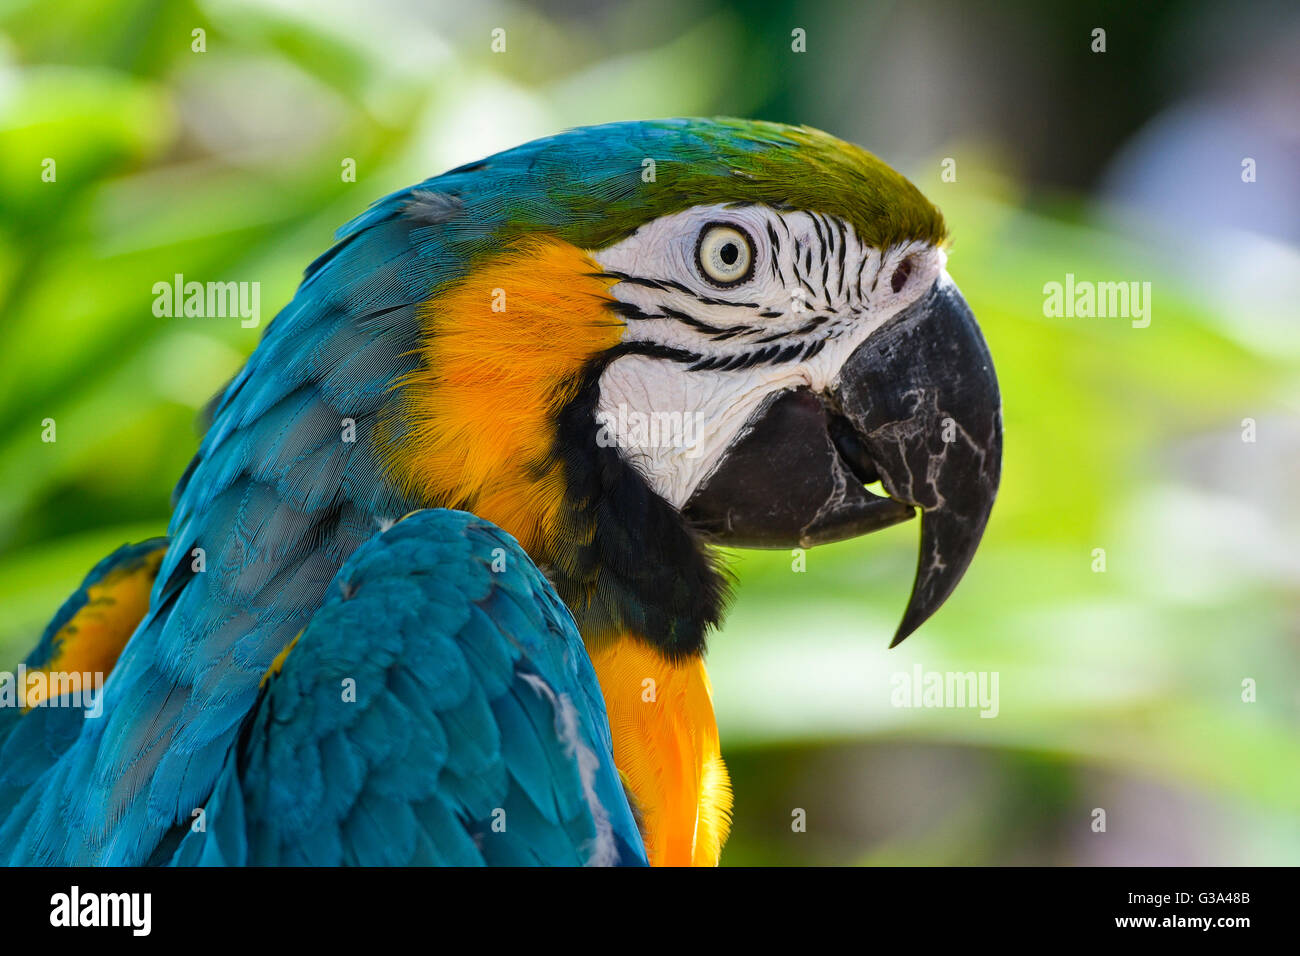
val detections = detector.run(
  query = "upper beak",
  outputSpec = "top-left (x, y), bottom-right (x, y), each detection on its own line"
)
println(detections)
top-left (832, 272), bottom-right (1002, 644)
top-left (683, 272), bottom-right (1002, 646)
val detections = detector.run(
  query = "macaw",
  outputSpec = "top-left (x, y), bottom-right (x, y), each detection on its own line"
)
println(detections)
top-left (0, 118), bottom-right (1001, 866)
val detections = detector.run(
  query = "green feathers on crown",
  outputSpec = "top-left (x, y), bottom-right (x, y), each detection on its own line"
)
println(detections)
top-left (518, 118), bottom-right (947, 253)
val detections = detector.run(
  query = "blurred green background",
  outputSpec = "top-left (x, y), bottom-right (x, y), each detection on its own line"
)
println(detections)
top-left (1, 0), bottom-right (1297, 864)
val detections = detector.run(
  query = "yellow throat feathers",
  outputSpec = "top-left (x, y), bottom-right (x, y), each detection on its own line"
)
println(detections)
top-left (590, 638), bottom-right (732, 866)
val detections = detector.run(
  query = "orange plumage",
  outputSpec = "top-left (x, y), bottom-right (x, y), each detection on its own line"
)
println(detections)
top-left (589, 637), bottom-right (733, 866)
top-left (25, 544), bottom-right (165, 707)
top-left (378, 236), bottom-right (623, 564)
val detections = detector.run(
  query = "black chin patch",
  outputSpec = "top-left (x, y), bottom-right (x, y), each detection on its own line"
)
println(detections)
top-left (552, 358), bottom-right (732, 661)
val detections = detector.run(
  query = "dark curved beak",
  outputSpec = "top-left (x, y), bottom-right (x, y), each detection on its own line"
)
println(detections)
top-left (683, 273), bottom-right (1002, 646)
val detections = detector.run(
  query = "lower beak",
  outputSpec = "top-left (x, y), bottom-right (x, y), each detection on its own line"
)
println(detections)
top-left (683, 272), bottom-right (1002, 645)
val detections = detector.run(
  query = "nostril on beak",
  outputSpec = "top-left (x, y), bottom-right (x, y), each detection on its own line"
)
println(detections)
top-left (890, 256), bottom-right (914, 294)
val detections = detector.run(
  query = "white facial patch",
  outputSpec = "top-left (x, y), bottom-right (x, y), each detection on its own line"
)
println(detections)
top-left (590, 203), bottom-right (946, 508)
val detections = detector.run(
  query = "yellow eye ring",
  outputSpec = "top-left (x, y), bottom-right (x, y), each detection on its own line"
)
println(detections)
top-left (695, 223), bottom-right (755, 287)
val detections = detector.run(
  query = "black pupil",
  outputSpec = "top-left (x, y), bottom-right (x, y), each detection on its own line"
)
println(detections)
top-left (719, 242), bottom-right (739, 265)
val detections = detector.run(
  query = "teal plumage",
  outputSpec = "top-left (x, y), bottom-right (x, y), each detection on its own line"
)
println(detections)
top-left (169, 510), bottom-right (644, 866)
top-left (0, 119), bottom-right (943, 865)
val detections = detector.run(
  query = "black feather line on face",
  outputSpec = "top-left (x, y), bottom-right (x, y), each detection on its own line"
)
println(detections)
top-left (776, 217), bottom-right (796, 290)
top-left (834, 218), bottom-right (850, 303)
top-left (809, 214), bottom-right (827, 252)
top-left (596, 269), bottom-right (759, 311)
top-left (766, 222), bottom-right (782, 281)
top-left (612, 341), bottom-right (705, 365)
top-left (815, 213), bottom-right (832, 301)
top-left (684, 334), bottom-right (826, 371)
top-left (797, 266), bottom-right (816, 301)
top-left (659, 305), bottom-right (757, 339)
top-left (551, 355), bottom-right (732, 661)
top-left (605, 300), bottom-right (657, 321)
top-left (795, 313), bottom-right (831, 335)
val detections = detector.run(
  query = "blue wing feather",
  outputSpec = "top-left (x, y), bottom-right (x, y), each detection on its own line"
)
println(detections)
top-left (169, 509), bottom-right (645, 866)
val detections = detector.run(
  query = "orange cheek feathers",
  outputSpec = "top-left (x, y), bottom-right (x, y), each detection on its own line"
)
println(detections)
top-left (376, 236), bottom-right (625, 564)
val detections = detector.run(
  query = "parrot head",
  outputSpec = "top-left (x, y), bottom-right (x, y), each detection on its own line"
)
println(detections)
top-left (367, 118), bottom-right (1002, 862)
top-left (379, 117), bottom-right (1000, 654)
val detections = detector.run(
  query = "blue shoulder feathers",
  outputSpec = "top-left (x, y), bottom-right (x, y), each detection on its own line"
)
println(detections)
top-left (171, 510), bottom-right (645, 866)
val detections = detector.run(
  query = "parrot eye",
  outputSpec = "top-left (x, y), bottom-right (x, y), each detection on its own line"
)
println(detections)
top-left (695, 223), bottom-right (755, 287)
